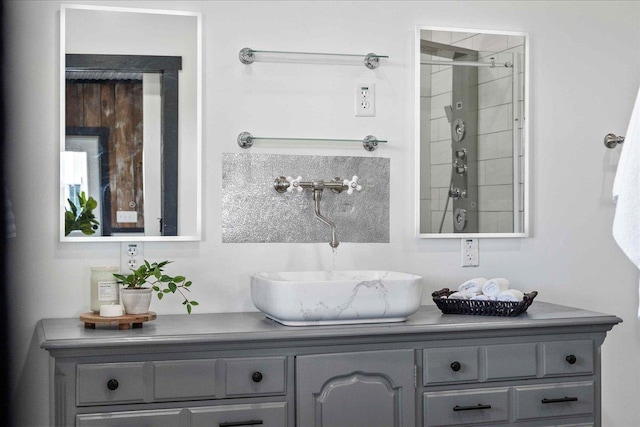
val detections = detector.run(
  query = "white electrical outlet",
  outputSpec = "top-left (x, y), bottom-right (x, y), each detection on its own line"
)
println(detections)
top-left (121, 242), bottom-right (144, 273)
top-left (355, 83), bottom-right (375, 117)
top-left (461, 238), bottom-right (479, 267)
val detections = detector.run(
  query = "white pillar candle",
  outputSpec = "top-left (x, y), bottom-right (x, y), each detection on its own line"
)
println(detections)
top-left (100, 304), bottom-right (123, 317)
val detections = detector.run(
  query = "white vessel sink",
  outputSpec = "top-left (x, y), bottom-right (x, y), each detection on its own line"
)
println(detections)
top-left (250, 270), bottom-right (423, 326)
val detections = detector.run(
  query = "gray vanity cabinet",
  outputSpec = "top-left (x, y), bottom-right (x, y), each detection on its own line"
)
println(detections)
top-left (296, 349), bottom-right (415, 426)
top-left (38, 303), bottom-right (620, 427)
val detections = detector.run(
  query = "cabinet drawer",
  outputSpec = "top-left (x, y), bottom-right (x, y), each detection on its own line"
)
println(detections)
top-left (423, 387), bottom-right (509, 426)
top-left (423, 347), bottom-right (479, 384)
top-left (224, 356), bottom-right (286, 397)
top-left (542, 340), bottom-right (594, 376)
top-left (485, 343), bottom-right (537, 380)
top-left (515, 381), bottom-right (594, 421)
top-left (189, 402), bottom-right (287, 426)
top-left (554, 424), bottom-right (593, 427)
top-left (77, 363), bottom-right (145, 406)
top-left (153, 359), bottom-right (217, 400)
top-left (76, 409), bottom-right (182, 427)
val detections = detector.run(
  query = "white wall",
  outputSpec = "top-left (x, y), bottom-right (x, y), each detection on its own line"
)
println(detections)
top-left (5, 1), bottom-right (640, 425)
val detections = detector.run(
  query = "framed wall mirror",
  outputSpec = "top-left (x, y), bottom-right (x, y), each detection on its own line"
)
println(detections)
top-left (416, 26), bottom-right (529, 238)
top-left (60, 5), bottom-right (201, 241)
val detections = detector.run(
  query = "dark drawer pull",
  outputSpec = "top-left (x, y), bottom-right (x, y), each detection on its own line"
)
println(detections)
top-left (106, 379), bottom-right (118, 391)
top-left (219, 421), bottom-right (264, 427)
top-left (566, 354), bottom-right (577, 364)
top-left (453, 404), bottom-right (492, 412)
top-left (542, 396), bottom-right (578, 404)
top-left (450, 361), bottom-right (461, 372)
top-left (251, 371), bottom-right (263, 383)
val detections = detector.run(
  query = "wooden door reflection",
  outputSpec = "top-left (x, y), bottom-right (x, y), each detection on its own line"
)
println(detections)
top-left (66, 79), bottom-right (144, 232)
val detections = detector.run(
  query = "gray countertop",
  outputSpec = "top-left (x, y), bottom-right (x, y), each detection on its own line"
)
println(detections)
top-left (38, 302), bottom-right (622, 352)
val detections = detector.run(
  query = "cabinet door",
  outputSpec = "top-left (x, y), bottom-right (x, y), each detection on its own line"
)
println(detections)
top-left (297, 349), bottom-right (415, 427)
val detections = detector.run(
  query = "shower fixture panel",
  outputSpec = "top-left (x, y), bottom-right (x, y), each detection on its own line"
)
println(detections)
top-left (449, 53), bottom-right (479, 233)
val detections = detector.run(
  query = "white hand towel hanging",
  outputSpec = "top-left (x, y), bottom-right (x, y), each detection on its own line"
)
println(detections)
top-left (613, 85), bottom-right (640, 317)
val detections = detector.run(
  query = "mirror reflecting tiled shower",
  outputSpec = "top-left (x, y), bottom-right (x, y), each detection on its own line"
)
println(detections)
top-left (419, 29), bottom-right (525, 235)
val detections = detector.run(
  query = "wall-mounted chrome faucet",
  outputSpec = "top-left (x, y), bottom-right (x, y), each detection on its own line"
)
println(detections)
top-left (274, 176), bottom-right (362, 248)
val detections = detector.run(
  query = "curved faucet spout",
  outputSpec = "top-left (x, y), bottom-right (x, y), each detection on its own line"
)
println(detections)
top-left (313, 189), bottom-right (339, 248)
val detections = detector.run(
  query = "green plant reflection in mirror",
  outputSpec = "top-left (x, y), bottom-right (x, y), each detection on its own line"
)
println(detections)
top-left (64, 191), bottom-right (99, 236)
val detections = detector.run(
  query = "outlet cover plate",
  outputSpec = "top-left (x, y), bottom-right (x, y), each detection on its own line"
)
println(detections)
top-left (116, 210), bottom-right (138, 223)
top-left (462, 238), bottom-right (479, 267)
top-left (355, 82), bottom-right (375, 117)
top-left (120, 242), bottom-right (144, 273)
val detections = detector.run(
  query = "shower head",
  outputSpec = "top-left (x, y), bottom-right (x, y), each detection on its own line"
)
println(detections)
top-left (444, 105), bottom-right (453, 123)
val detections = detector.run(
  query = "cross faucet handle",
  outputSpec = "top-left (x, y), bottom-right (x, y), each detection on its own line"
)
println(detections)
top-left (343, 176), bottom-right (362, 195)
top-left (286, 176), bottom-right (304, 193)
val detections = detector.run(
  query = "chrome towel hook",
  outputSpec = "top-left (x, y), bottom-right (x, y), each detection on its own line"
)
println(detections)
top-left (604, 133), bottom-right (625, 148)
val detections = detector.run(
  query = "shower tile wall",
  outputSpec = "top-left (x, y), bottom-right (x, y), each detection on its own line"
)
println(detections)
top-left (421, 31), bottom-right (525, 233)
top-left (222, 153), bottom-right (390, 244)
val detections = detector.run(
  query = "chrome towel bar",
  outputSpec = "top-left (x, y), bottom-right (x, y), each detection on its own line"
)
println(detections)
top-left (237, 132), bottom-right (386, 151)
top-left (604, 133), bottom-right (625, 148)
top-left (239, 47), bottom-right (388, 69)
top-left (421, 57), bottom-right (512, 68)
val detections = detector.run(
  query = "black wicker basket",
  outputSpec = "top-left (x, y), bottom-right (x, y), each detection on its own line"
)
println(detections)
top-left (432, 288), bottom-right (538, 317)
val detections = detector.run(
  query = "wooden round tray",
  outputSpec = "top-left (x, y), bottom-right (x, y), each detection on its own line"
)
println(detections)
top-left (80, 312), bottom-right (156, 330)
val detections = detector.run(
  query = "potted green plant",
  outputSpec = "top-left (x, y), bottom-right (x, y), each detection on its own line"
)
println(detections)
top-left (65, 191), bottom-right (100, 236)
top-left (113, 260), bottom-right (198, 314)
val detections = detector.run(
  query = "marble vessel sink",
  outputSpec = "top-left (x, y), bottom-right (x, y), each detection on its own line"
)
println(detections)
top-left (250, 270), bottom-right (423, 326)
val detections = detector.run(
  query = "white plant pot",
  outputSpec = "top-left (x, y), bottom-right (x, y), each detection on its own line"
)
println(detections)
top-left (121, 288), bottom-right (153, 314)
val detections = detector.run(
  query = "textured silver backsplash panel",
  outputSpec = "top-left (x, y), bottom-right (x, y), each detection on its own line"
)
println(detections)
top-left (222, 153), bottom-right (390, 244)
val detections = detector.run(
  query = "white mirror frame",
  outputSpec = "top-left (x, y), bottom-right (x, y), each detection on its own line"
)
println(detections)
top-left (59, 4), bottom-right (202, 242)
top-left (415, 26), bottom-right (530, 239)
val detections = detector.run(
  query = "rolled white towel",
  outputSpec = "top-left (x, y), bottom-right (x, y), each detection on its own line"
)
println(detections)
top-left (482, 278), bottom-right (510, 297)
top-left (458, 278), bottom-right (487, 295)
top-left (448, 291), bottom-right (468, 300)
top-left (461, 290), bottom-right (479, 299)
top-left (470, 294), bottom-right (490, 301)
top-left (497, 289), bottom-right (524, 302)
